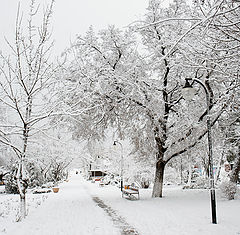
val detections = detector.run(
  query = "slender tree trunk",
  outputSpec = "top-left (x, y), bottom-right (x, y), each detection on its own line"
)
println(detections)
top-left (152, 161), bottom-right (166, 198)
top-left (16, 161), bottom-right (27, 220)
top-left (186, 155), bottom-right (192, 187)
top-left (187, 164), bottom-right (192, 186)
top-left (215, 152), bottom-right (224, 184)
top-left (203, 154), bottom-right (210, 177)
top-left (20, 193), bottom-right (26, 219)
top-left (180, 157), bottom-right (183, 185)
top-left (16, 98), bottom-right (31, 220)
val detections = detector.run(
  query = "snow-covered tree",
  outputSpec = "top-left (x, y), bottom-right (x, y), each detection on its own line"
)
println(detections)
top-left (59, 8), bottom-right (191, 197)
top-left (59, 0), bottom-right (239, 198)
top-left (0, 0), bottom-right (57, 219)
top-left (180, 0), bottom-right (240, 185)
top-left (136, 0), bottom-right (240, 196)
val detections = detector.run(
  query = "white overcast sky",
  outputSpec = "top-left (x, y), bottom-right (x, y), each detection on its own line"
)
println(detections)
top-left (0, 0), bottom-right (172, 56)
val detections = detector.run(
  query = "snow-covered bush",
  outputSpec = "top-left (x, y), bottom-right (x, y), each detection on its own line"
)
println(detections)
top-left (131, 172), bottom-right (152, 189)
top-left (26, 160), bottom-right (45, 188)
top-left (183, 176), bottom-right (209, 189)
top-left (4, 163), bottom-right (19, 194)
top-left (140, 177), bottom-right (151, 188)
top-left (191, 176), bottom-right (209, 189)
top-left (5, 159), bottom-right (47, 194)
top-left (133, 173), bottom-right (152, 188)
top-left (219, 180), bottom-right (237, 200)
top-left (27, 157), bottom-right (70, 187)
top-left (0, 166), bottom-right (8, 183)
top-left (47, 157), bottom-right (70, 184)
top-left (4, 159), bottom-right (49, 194)
top-left (164, 167), bottom-right (180, 185)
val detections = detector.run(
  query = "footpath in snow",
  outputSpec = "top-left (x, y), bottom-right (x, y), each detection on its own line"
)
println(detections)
top-left (4, 174), bottom-right (121, 235)
top-left (2, 173), bottom-right (240, 235)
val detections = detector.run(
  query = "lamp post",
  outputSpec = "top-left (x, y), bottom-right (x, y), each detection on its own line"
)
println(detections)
top-left (113, 140), bottom-right (123, 191)
top-left (182, 78), bottom-right (217, 224)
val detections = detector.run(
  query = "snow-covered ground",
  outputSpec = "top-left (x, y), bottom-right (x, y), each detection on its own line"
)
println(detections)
top-left (0, 189), bottom-right (49, 232)
top-left (0, 176), bottom-right (119, 235)
top-left (1, 174), bottom-right (240, 235)
top-left (89, 182), bottom-right (240, 235)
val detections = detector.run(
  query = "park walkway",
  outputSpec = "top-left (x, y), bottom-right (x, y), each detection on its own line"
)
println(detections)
top-left (5, 174), bottom-right (138, 235)
top-left (4, 174), bottom-right (240, 235)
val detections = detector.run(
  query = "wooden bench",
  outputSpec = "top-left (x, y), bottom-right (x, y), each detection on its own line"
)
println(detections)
top-left (122, 185), bottom-right (139, 200)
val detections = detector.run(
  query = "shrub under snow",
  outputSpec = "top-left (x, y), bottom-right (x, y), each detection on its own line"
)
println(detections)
top-left (219, 180), bottom-right (237, 200)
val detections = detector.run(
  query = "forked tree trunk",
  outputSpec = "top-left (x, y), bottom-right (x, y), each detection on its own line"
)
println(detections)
top-left (152, 161), bottom-right (166, 198)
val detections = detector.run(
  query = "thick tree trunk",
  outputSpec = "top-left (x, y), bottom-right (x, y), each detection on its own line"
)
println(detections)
top-left (152, 161), bottom-right (166, 198)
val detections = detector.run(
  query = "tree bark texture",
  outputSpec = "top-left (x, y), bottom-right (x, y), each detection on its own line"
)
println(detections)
top-left (152, 161), bottom-right (166, 197)
top-left (20, 194), bottom-right (26, 220)
top-left (16, 160), bottom-right (28, 220)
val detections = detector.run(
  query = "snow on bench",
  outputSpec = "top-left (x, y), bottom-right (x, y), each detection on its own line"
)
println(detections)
top-left (122, 185), bottom-right (139, 200)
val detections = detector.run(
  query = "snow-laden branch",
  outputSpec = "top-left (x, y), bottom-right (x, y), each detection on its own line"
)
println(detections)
top-left (165, 107), bottom-right (225, 163)
top-left (137, 1), bottom-right (240, 60)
